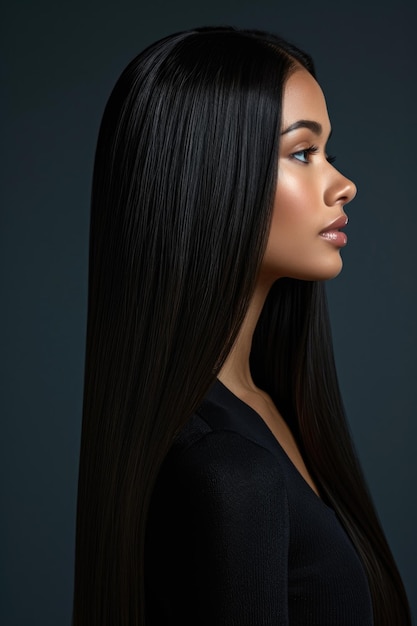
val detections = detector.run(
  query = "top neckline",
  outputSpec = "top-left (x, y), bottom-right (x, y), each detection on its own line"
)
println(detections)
top-left (201, 378), bottom-right (332, 511)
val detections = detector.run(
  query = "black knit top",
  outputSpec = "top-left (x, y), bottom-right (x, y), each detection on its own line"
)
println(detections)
top-left (145, 379), bottom-right (374, 625)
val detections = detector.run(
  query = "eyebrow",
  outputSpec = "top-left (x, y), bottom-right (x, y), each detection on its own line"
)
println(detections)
top-left (280, 120), bottom-right (323, 136)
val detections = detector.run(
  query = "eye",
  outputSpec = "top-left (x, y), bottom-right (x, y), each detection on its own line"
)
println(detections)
top-left (290, 145), bottom-right (318, 164)
top-left (290, 145), bottom-right (337, 165)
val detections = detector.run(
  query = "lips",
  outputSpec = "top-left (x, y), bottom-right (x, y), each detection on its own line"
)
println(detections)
top-left (319, 214), bottom-right (349, 246)
top-left (320, 214), bottom-right (349, 233)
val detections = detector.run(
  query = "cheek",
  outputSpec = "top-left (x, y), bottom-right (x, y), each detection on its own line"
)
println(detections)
top-left (260, 176), bottom-right (343, 281)
top-left (271, 180), bottom-right (309, 230)
top-left (264, 179), bottom-right (312, 261)
top-left (271, 165), bottom-right (319, 234)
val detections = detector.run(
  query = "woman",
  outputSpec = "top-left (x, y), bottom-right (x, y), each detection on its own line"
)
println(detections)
top-left (73, 27), bottom-right (411, 625)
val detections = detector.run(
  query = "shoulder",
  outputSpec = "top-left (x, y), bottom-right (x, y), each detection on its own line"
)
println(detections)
top-left (151, 380), bottom-right (291, 536)
top-left (158, 411), bottom-right (289, 516)
top-left (150, 410), bottom-right (290, 553)
top-left (168, 379), bottom-right (287, 476)
top-left (147, 414), bottom-right (291, 625)
top-left (174, 410), bottom-right (282, 467)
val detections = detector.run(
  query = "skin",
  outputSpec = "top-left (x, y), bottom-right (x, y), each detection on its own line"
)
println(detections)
top-left (218, 67), bottom-right (357, 496)
top-left (261, 67), bottom-right (357, 284)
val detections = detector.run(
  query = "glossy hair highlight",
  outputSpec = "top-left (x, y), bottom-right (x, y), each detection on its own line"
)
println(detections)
top-left (73, 26), bottom-right (411, 626)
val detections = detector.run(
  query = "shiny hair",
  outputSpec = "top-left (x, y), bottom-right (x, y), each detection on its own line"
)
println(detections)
top-left (73, 26), bottom-right (411, 626)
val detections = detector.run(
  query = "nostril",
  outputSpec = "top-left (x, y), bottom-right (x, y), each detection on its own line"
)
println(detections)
top-left (342, 179), bottom-right (357, 205)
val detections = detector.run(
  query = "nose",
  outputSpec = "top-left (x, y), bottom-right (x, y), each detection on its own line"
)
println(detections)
top-left (324, 171), bottom-right (357, 207)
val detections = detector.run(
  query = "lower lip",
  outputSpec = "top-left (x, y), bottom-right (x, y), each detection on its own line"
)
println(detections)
top-left (319, 230), bottom-right (347, 247)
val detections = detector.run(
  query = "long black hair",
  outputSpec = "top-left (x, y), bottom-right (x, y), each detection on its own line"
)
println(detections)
top-left (73, 26), bottom-right (411, 626)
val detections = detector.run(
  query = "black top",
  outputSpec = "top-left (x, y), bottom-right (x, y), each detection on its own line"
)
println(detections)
top-left (146, 379), bottom-right (374, 625)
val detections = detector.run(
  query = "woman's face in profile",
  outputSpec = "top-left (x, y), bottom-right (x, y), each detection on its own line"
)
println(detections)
top-left (260, 67), bottom-right (357, 283)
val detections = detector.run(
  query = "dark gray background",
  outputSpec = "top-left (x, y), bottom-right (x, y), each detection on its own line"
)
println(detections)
top-left (1, 1), bottom-right (416, 624)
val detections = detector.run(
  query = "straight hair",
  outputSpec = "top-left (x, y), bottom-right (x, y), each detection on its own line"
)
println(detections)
top-left (73, 26), bottom-right (411, 625)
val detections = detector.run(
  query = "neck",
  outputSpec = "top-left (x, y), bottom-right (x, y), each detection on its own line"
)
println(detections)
top-left (218, 279), bottom-right (272, 394)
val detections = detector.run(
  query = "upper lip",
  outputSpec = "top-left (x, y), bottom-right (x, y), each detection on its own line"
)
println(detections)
top-left (320, 214), bottom-right (348, 233)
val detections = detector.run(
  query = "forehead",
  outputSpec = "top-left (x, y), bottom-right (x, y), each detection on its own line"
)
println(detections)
top-left (281, 68), bottom-right (330, 130)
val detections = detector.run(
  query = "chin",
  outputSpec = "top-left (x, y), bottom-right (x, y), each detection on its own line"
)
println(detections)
top-left (261, 252), bottom-right (345, 283)
top-left (286, 257), bottom-right (344, 282)
top-left (312, 258), bottom-right (344, 281)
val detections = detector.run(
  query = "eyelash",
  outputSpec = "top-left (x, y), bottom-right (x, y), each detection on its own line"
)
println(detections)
top-left (291, 145), bottom-right (336, 165)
